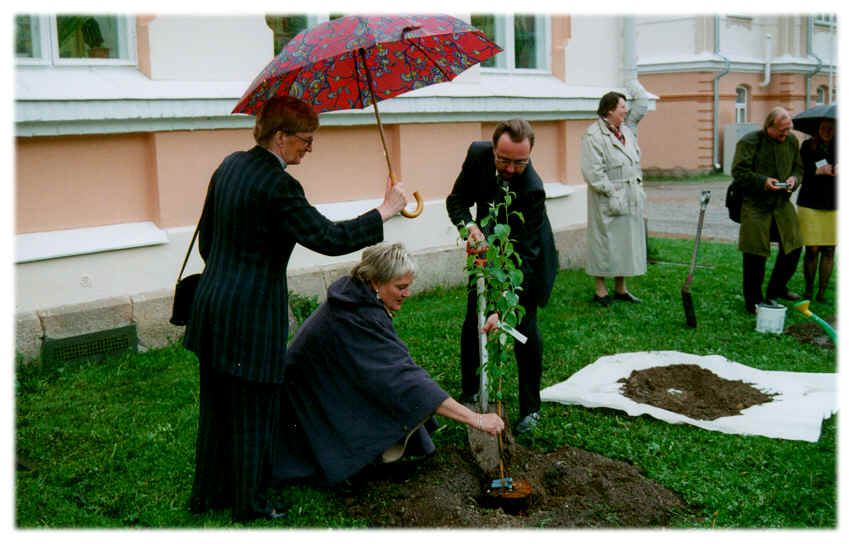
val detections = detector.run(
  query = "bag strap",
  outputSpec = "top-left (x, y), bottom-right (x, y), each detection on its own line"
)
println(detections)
top-left (177, 224), bottom-right (200, 282)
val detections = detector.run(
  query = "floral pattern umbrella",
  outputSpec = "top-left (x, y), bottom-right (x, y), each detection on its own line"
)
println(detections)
top-left (233, 14), bottom-right (502, 218)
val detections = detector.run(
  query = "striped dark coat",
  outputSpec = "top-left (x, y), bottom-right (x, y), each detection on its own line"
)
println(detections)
top-left (183, 145), bottom-right (383, 521)
top-left (183, 145), bottom-right (383, 383)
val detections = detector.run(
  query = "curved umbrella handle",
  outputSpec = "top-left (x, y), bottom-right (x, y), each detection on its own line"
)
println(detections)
top-left (359, 47), bottom-right (423, 219)
top-left (401, 191), bottom-right (423, 218)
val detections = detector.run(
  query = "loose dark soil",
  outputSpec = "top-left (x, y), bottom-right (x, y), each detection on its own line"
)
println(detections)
top-left (336, 324), bottom-right (835, 528)
top-left (784, 315), bottom-right (836, 350)
top-left (618, 364), bottom-right (776, 420)
top-left (339, 438), bottom-right (690, 528)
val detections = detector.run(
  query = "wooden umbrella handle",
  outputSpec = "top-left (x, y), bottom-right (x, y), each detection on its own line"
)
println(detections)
top-left (389, 169), bottom-right (423, 218)
top-left (360, 48), bottom-right (423, 219)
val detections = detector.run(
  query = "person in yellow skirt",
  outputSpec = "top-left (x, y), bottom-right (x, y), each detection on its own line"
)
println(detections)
top-left (797, 118), bottom-right (837, 303)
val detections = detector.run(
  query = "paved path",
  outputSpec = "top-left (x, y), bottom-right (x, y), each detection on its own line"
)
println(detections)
top-left (644, 180), bottom-right (739, 243)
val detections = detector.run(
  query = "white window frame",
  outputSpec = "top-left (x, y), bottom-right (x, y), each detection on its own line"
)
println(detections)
top-left (15, 15), bottom-right (51, 66)
top-left (735, 85), bottom-right (748, 123)
top-left (816, 85), bottom-right (828, 105)
top-left (814, 14), bottom-right (836, 28)
top-left (474, 14), bottom-right (552, 74)
top-left (15, 14), bottom-right (137, 67)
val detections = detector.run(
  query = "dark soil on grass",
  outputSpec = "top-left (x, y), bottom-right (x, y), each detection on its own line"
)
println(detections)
top-left (336, 327), bottom-right (835, 528)
top-left (618, 364), bottom-right (777, 420)
top-left (338, 437), bottom-right (691, 528)
top-left (784, 315), bottom-right (836, 350)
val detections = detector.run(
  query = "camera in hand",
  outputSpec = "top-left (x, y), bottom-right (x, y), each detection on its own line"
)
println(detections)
top-left (774, 181), bottom-right (790, 189)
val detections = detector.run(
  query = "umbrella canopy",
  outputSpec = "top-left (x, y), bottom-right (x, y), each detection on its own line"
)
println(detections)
top-left (793, 104), bottom-right (837, 137)
top-left (233, 14), bottom-right (502, 218)
top-left (233, 14), bottom-right (502, 115)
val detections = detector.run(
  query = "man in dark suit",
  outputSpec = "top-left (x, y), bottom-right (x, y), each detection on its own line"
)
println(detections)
top-left (446, 119), bottom-right (558, 434)
top-left (183, 96), bottom-right (406, 522)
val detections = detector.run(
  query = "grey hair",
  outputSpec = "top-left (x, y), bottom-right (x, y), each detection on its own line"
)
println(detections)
top-left (350, 243), bottom-right (416, 285)
top-left (763, 107), bottom-right (791, 131)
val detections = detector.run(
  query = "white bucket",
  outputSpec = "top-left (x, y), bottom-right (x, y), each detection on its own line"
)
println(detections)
top-left (756, 303), bottom-right (787, 334)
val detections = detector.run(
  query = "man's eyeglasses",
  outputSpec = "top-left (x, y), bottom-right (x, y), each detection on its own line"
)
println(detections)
top-left (494, 154), bottom-right (529, 168)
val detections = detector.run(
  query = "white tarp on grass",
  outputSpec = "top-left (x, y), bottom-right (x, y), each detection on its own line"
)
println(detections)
top-left (540, 350), bottom-right (837, 443)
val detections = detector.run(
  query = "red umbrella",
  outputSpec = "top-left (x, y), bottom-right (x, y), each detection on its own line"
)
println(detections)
top-left (233, 14), bottom-right (502, 218)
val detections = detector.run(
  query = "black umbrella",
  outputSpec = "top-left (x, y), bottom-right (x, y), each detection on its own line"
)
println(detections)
top-left (793, 104), bottom-right (836, 137)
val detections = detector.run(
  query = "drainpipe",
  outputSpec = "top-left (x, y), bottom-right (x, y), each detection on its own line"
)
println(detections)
top-left (622, 17), bottom-right (650, 136)
top-left (806, 16), bottom-right (823, 109)
top-left (759, 33), bottom-right (772, 87)
top-left (712, 16), bottom-right (730, 171)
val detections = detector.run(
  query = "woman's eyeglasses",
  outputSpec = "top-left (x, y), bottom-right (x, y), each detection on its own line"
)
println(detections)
top-left (290, 134), bottom-right (314, 148)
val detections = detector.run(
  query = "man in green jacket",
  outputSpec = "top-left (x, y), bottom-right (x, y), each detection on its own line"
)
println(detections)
top-left (731, 107), bottom-right (804, 314)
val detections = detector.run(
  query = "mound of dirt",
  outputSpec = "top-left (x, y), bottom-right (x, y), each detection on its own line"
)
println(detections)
top-left (618, 364), bottom-right (776, 420)
top-left (784, 315), bottom-right (836, 350)
top-left (338, 439), bottom-right (689, 528)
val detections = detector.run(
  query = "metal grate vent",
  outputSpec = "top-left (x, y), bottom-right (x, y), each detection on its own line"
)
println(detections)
top-left (41, 324), bottom-right (138, 366)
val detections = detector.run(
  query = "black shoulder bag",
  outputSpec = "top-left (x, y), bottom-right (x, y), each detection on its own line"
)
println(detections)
top-left (169, 225), bottom-right (202, 326)
top-left (725, 131), bottom-right (764, 224)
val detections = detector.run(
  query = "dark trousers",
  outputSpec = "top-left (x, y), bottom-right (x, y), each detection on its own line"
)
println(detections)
top-left (190, 363), bottom-right (281, 522)
top-left (742, 222), bottom-right (801, 309)
top-left (461, 284), bottom-right (542, 419)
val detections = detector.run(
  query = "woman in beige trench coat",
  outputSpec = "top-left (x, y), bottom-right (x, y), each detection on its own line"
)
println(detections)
top-left (581, 91), bottom-right (647, 306)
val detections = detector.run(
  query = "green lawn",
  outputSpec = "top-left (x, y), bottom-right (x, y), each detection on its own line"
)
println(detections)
top-left (15, 237), bottom-right (837, 528)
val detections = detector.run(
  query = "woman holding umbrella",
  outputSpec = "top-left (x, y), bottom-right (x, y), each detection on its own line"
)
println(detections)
top-left (795, 110), bottom-right (837, 303)
top-left (183, 95), bottom-right (407, 522)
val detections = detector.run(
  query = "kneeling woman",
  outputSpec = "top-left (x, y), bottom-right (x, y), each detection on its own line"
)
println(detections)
top-left (274, 243), bottom-right (504, 487)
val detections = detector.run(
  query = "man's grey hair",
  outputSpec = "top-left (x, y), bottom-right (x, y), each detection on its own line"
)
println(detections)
top-left (763, 107), bottom-right (791, 131)
top-left (351, 242), bottom-right (416, 285)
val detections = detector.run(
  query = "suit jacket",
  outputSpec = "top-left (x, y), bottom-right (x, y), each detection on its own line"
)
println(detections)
top-left (274, 276), bottom-right (449, 486)
top-left (731, 130), bottom-right (803, 256)
top-left (446, 141), bottom-right (558, 307)
top-left (183, 145), bottom-right (383, 383)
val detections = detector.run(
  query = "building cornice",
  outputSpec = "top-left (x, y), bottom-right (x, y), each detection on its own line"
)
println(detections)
top-left (15, 67), bottom-right (651, 137)
top-left (638, 56), bottom-right (838, 76)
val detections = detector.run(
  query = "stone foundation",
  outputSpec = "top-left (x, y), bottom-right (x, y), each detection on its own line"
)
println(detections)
top-left (15, 226), bottom-right (587, 363)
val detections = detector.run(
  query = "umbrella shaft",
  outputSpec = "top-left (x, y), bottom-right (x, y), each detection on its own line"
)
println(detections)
top-left (358, 48), bottom-right (396, 185)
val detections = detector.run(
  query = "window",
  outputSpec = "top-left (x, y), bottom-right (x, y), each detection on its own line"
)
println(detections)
top-left (266, 15), bottom-right (308, 56)
top-left (15, 14), bottom-right (135, 65)
top-left (266, 14), bottom-right (345, 55)
top-left (814, 14), bottom-right (836, 27)
top-left (735, 86), bottom-right (748, 123)
top-left (816, 86), bottom-right (827, 105)
top-left (470, 14), bottom-right (549, 71)
top-left (15, 15), bottom-right (43, 59)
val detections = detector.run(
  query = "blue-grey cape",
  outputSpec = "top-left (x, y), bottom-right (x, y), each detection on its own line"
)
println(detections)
top-left (274, 276), bottom-right (449, 486)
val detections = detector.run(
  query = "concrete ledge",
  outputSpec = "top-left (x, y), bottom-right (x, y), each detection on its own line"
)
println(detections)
top-left (14, 225), bottom-right (588, 358)
top-left (132, 289), bottom-right (183, 349)
top-left (15, 312), bottom-right (43, 363)
top-left (554, 226), bottom-right (587, 270)
top-left (39, 296), bottom-right (133, 340)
